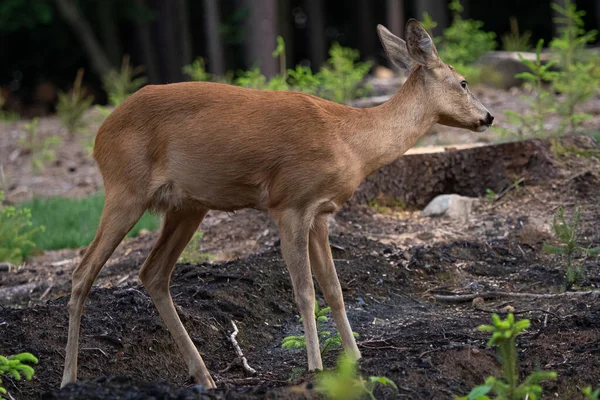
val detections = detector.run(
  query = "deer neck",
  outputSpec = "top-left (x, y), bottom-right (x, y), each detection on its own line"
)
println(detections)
top-left (347, 67), bottom-right (437, 178)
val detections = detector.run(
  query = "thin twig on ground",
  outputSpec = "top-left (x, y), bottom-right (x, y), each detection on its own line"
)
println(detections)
top-left (473, 306), bottom-right (561, 319)
top-left (429, 290), bottom-right (600, 303)
top-left (491, 177), bottom-right (525, 208)
top-left (220, 320), bottom-right (257, 375)
top-left (38, 284), bottom-right (53, 301)
top-left (563, 169), bottom-right (592, 184)
top-left (81, 347), bottom-right (108, 358)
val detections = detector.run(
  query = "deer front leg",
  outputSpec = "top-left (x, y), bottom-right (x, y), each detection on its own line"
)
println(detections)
top-left (309, 214), bottom-right (361, 361)
top-left (274, 208), bottom-right (323, 371)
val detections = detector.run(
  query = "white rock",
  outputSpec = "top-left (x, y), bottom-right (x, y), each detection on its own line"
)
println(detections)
top-left (421, 194), bottom-right (479, 220)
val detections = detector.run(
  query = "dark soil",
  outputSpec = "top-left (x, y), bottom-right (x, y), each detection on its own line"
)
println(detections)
top-left (1, 136), bottom-right (600, 399)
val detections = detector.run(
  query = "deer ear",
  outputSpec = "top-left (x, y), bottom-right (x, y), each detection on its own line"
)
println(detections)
top-left (377, 24), bottom-right (414, 71)
top-left (405, 19), bottom-right (441, 68)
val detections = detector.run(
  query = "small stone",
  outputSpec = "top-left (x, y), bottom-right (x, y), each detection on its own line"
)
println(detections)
top-left (374, 65), bottom-right (394, 79)
top-left (0, 262), bottom-right (14, 272)
top-left (138, 229), bottom-right (151, 237)
top-left (472, 297), bottom-right (485, 307)
top-left (421, 194), bottom-right (480, 220)
top-left (502, 305), bottom-right (515, 313)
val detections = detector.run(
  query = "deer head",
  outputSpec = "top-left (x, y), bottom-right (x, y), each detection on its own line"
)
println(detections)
top-left (377, 20), bottom-right (494, 132)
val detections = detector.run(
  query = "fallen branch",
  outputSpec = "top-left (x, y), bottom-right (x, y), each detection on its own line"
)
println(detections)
top-left (0, 282), bottom-right (39, 299)
top-left (473, 306), bottom-right (560, 319)
top-left (429, 290), bottom-right (600, 303)
top-left (220, 320), bottom-right (256, 375)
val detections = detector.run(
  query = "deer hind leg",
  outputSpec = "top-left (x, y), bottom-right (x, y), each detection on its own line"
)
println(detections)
top-left (61, 194), bottom-right (146, 388)
top-left (138, 206), bottom-right (216, 388)
top-left (309, 214), bottom-right (361, 361)
top-left (273, 208), bottom-right (323, 371)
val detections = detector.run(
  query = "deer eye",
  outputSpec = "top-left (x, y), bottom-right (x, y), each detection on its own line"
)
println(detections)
top-left (460, 80), bottom-right (468, 89)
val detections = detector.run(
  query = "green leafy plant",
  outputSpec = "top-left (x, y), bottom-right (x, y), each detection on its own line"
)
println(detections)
top-left (317, 43), bottom-right (372, 103)
top-left (543, 206), bottom-right (600, 288)
top-left (420, 12), bottom-right (438, 34)
top-left (178, 231), bottom-right (213, 264)
top-left (0, 352), bottom-right (38, 400)
top-left (315, 352), bottom-right (398, 400)
top-left (182, 57), bottom-right (212, 82)
top-left (185, 37), bottom-right (370, 103)
top-left (0, 191), bottom-right (45, 264)
top-left (287, 65), bottom-right (320, 95)
top-left (56, 68), bottom-right (94, 135)
top-left (439, 0), bottom-right (497, 65)
top-left (502, 17), bottom-right (532, 51)
top-left (433, 0), bottom-right (496, 84)
top-left (102, 55), bottom-right (148, 107)
top-left (485, 188), bottom-right (497, 204)
top-left (282, 301), bottom-right (358, 356)
top-left (457, 314), bottom-right (556, 400)
top-left (235, 67), bottom-right (269, 90)
top-left (583, 386), bottom-right (600, 400)
top-left (273, 35), bottom-right (286, 76)
top-left (19, 118), bottom-right (62, 174)
top-left (494, 39), bottom-right (558, 137)
top-left (549, 0), bottom-right (600, 133)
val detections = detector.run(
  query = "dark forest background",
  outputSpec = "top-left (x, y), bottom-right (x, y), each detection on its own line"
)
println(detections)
top-left (1, 0), bottom-right (599, 115)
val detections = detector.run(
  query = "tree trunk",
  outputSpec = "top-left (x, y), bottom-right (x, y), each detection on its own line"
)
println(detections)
top-left (279, 0), bottom-right (294, 71)
top-left (176, 0), bottom-right (193, 67)
top-left (386, 0), bottom-right (405, 38)
top-left (596, 0), bottom-right (600, 36)
top-left (242, 0), bottom-right (278, 78)
top-left (415, 0), bottom-right (448, 36)
top-left (155, 0), bottom-right (183, 82)
top-left (54, 0), bottom-right (114, 78)
top-left (356, 0), bottom-right (374, 60)
top-left (203, 0), bottom-right (225, 75)
top-left (460, 0), bottom-right (470, 19)
top-left (133, 0), bottom-right (160, 83)
top-left (96, 0), bottom-right (121, 66)
top-left (306, 0), bottom-right (325, 69)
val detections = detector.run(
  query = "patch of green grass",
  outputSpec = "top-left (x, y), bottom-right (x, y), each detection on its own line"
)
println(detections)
top-left (587, 130), bottom-right (600, 143)
top-left (550, 138), bottom-right (600, 159)
top-left (178, 231), bottom-right (213, 264)
top-left (19, 193), bottom-right (159, 250)
top-left (367, 195), bottom-right (409, 214)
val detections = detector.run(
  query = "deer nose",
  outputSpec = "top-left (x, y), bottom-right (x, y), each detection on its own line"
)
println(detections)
top-left (484, 113), bottom-right (494, 125)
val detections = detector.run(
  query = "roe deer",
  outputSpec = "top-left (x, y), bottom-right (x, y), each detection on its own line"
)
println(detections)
top-left (61, 19), bottom-right (493, 389)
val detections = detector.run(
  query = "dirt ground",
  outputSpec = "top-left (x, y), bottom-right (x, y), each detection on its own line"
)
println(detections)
top-left (1, 133), bottom-right (599, 399)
